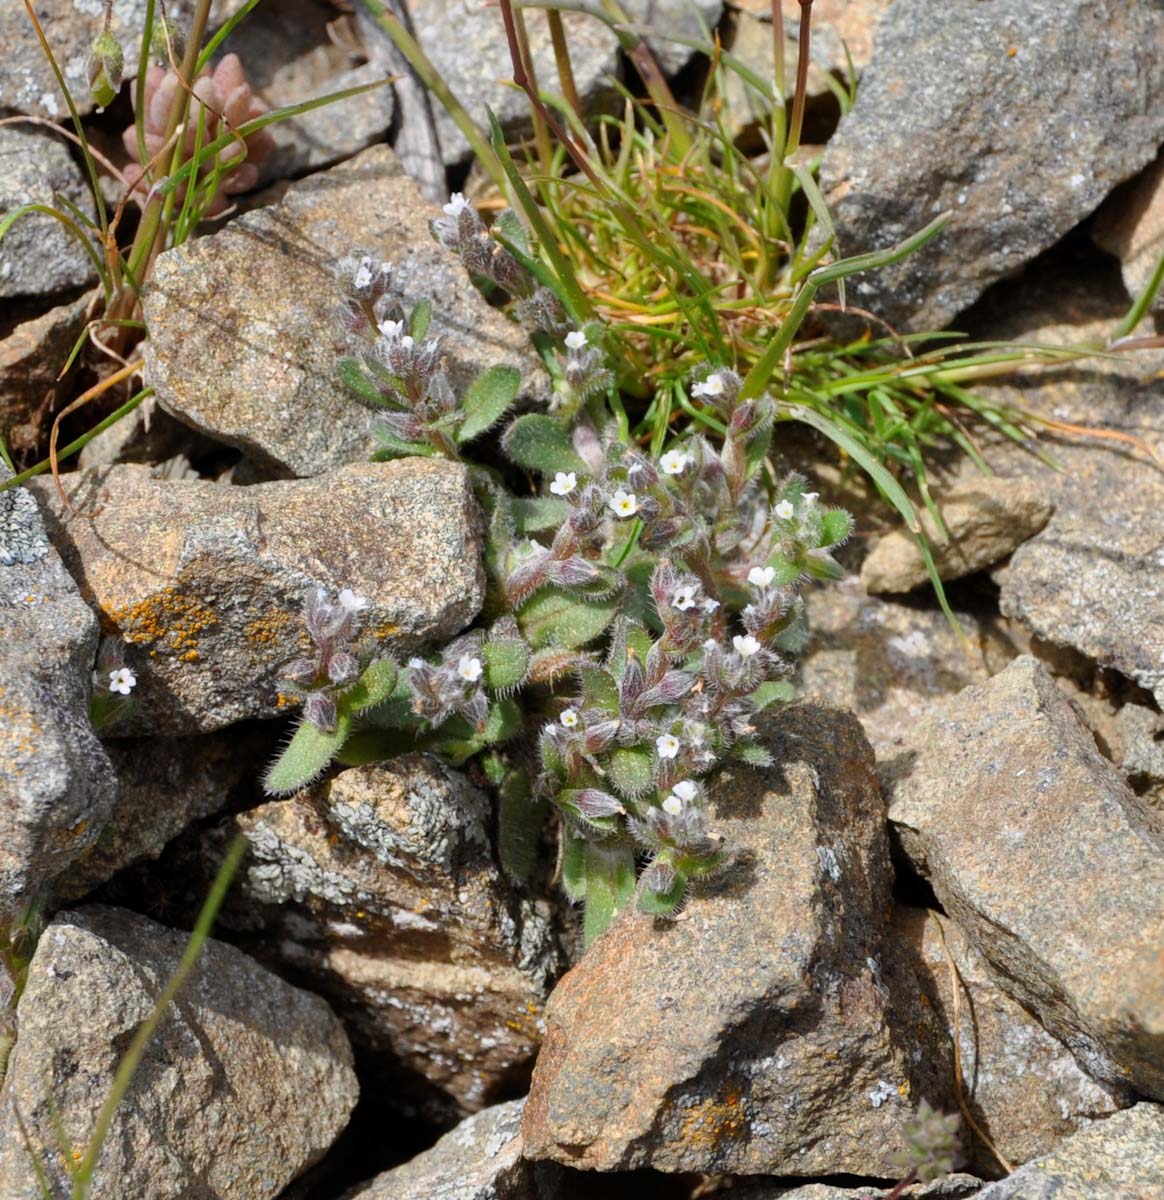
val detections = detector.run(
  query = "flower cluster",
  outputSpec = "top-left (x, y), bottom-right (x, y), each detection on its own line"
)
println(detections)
top-left (279, 587), bottom-right (370, 732)
top-left (887, 1101), bottom-right (961, 1183)
top-left (406, 633), bottom-right (489, 730)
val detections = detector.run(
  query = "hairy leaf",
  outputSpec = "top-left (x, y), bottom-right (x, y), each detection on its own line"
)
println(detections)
top-left (264, 712), bottom-right (352, 796)
top-left (458, 365), bottom-right (522, 444)
top-left (503, 413), bottom-right (587, 475)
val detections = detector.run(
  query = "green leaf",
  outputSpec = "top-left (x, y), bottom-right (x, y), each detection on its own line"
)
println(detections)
top-left (512, 496), bottom-right (569, 534)
top-left (372, 430), bottom-right (436, 461)
top-left (744, 426), bottom-right (773, 479)
top-left (433, 698), bottom-right (523, 763)
top-left (638, 868), bottom-right (689, 916)
top-left (608, 746), bottom-right (654, 798)
top-left (264, 713), bottom-right (352, 796)
top-left (733, 740), bottom-right (774, 768)
top-left (495, 207), bottom-right (531, 257)
top-left (818, 508), bottom-right (854, 548)
top-left (338, 357), bottom-right (387, 406)
top-left (749, 680), bottom-right (796, 712)
top-left (562, 833), bottom-right (588, 901)
top-left (503, 413), bottom-right (586, 475)
top-left (344, 658), bottom-right (398, 713)
top-left (483, 637), bottom-right (530, 693)
top-left (577, 664), bottom-right (620, 711)
top-left (498, 770), bottom-right (546, 883)
top-left (518, 586), bottom-right (618, 651)
top-left (582, 842), bottom-right (637, 946)
top-left (410, 298), bottom-right (432, 342)
top-left (458, 365), bottom-right (522, 444)
top-left (805, 551), bottom-right (845, 581)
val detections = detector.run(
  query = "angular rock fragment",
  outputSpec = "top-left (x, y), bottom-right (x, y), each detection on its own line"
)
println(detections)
top-left (820, 0), bottom-right (1164, 329)
top-left (0, 905), bottom-right (358, 1200)
top-left (1093, 152), bottom-right (1164, 323)
top-left (228, 756), bottom-right (561, 1113)
top-left (884, 656), bottom-right (1164, 1099)
top-left (30, 458), bottom-right (483, 734)
top-left (860, 479), bottom-right (1052, 594)
top-left (732, 1175), bottom-right (983, 1200)
top-left (143, 144), bottom-right (547, 477)
top-left (1, 477), bottom-right (116, 911)
top-left (523, 705), bottom-right (948, 1175)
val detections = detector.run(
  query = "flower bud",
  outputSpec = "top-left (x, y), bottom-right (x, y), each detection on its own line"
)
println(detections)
top-left (150, 16), bottom-right (187, 64)
top-left (327, 652), bottom-right (360, 686)
top-left (304, 691), bottom-right (338, 733)
top-left (87, 32), bottom-right (124, 109)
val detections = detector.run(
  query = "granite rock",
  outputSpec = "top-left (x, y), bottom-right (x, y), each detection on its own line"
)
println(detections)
top-left (1093, 151), bottom-right (1164, 323)
top-left (884, 656), bottom-right (1164, 1099)
top-left (0, 905), bottom-right (358, 1199)
top-left (29, 458), bottom-right (483, 734)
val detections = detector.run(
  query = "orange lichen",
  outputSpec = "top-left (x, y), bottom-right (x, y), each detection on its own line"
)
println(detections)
top-left (0, 684), bottom-right (39, 771)
top-left (244, 609), bottom-right (300, 646)
top-left (106, 587), bottom-right (217, 661)
top-left (370, 622), bottom-right (401, 641)
top-left (677, 1086), bottom-right (748, 1153)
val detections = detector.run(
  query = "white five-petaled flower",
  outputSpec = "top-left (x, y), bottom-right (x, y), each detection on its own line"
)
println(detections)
top-left (672, 780), bottom-right (699, 802)
top-left (549, 471), bottom-right (577, 496)
top-left (692, 371), bottom-right (725, 399)
top-left (608, 488), bottom-right (638, 518)
top-left (775, 499), bottom-right (795, 521)
top-left (337, 587), bottom-right (369, 614)
top-left (564, 329), bottom-right (588, 350)
top-left (661, 793), bottom-right (683, 816)
top-left (747, 566), bottom-right (776, 589)
top-left (702, 597), bottom-right (721, 613)
top-left (560, 707), bottom-right (580, 729)
top-left (733, 634), bottom-right (762, 658)
top-left (108, 667), bottom-right (136, 696)
top-left (457, 655), bottom-right (484, 683)
top-left (378, 318), bottom-right (405, 339)
top-left (672, 584), bottom-right (698, 612)
top-left (656, 733), bottom-right (681, 760)
top-left (659, 448), bottom-right (691, 476)
top-left (407, 657), bottom-right (426, 669)
top-left (443, 192), bottom-right (471, 217)
top-left (353, 257), bottom-right (374, 290)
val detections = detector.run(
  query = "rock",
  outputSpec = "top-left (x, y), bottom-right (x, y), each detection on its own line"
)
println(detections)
top-left (0, 126), bottom-right (97, 300)
top-left (523, 704), bottom-right (948, 1175)
top-left (974, 1105), bottom-right (1164, 1200)
top-left (218, 0), bottom-right (394, 184)
top-left (344, 1098), bottom-right (559, 1200)
top-left (860, 479), bottom-right (1052, 594)
top-left (55, 725), bottom-right (272, 903)
top-left (798, 576), bottom-right (1008, 761)
top-left (896, 907), bottom-right (1130, 1176)
top-left (0, 289), bottom-right (95, 460)
top-left (226, 755), bottom-right (560, 1114)
top-left (1093, 152), bottom-right (1164, 323)
top-left (29, 457), bottom-right (483, 734)
top-left (732, 1175), bottom-right (983, 1200)
top-left (820, 0), bottom-right (1164, 330)
top-left (0, 476), bottom-right (117, 912)
top-left (884, 655), bottom-right (1164, 1099)
top-left (142, 144), bottom-right (547, 477)
top-left (1116, 703), bottom-right (1164, 792)
top-left (76, 398), bottom-right (223, 473)
top-left (404, 0), bottom-right (720, 163)
top-left (0, 905), bottom-right (358, 1199)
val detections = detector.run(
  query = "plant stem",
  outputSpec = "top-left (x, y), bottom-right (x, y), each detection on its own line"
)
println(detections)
top-left (785, 0), bottom-right (813, 156)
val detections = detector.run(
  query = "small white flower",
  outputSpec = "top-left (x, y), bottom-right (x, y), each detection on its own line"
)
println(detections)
top-left (560, 708), bottom-right (580, 729)
top-left (775, 499), bottom-right (795, 521)
top-left (443, 192), bottom-right (471, 217)
top-left (457, 655), bottom-right (484, 683)
top-left (803, 492), bottom-right (819, 506)
top-left (401, 334), bottom-right (414, 350)
top-left (672, 780), bottom-right (699, 802)
top-left (659, 448), bottom-right (691, 476)
top-left (626, 461), bottom-right (644, 477)
top-left (608, 488), bottom-right (638, 518)
top-left (748, 566), bottom-right (776, 589)
top-left (378, 318), bottom-right (405, 339)
top-left (733, 634), bottom-right (762, 658)
top-left (407, 657), bottom-right (426, 669)
top-left (549, 471), bottom-right (577, 496)
top-left (656, 733), bottom-right (681, 760)
top-left (353, 256), bottom-right (374, 290)
top-left (702, 638), bottom-right (719, 652)
top-left (337, 587), bottom-right (369, 614)
top-left (662, 794), bottom-right (683, 816)
top-left (702, 597), bottom-right (721, 613)
top-left (564, 329), bottom-right (588, 350)
top-left (692, 371), bottom-right (725, 399)
top-left (108, 667), bottom-right (136, 695)
top-left (672, 584), bottom-right (698, 611)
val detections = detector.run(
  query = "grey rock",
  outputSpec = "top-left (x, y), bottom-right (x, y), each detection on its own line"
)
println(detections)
top-left (29, 458), bottom-right (484, 734)
top-left (0, 125), bottom-right (97, 299)
top-left (523, 705), bottom-right (950, 1175)
top-left (1116, 703), bottom-right (1164, 789)
top-left (861, 478), bottom-right (1053, 594)
top-left (884, 656), bottom-right (1164, 1100)
top-left (0, 905), bottom-right (358, 1200)
top-left (735, 1175), bottom-right (983, 1200)
top-left (344, 1099), bottom-right (560, 1200)
top-left (975, 1105), bottom-right (1164, 1200)
top-left (228, 756), bottom-right (561, 1114)
top-left (406, 0), bottom-right (721, 164)
top-left (820, 0), bottom-right (1164, 329)
top-left (0, 476), bottom-right (117, 912)
top-left (1093, 151), bottom-right (1164, 323)
top-left (143, 144), bottom-right (547, 477)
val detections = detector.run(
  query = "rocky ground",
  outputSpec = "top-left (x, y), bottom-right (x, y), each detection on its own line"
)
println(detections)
top-left (3, 0), bottom-right (1164, 1197)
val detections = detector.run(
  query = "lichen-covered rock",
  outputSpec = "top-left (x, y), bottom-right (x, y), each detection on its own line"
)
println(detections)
top-left (29, 458), bottom-right (483, 734)
top-left (143, 143), bottom-right (547, 477)
top-left (896, 907), bottom-right (1130, 1176)
top-left (820, 0), bottom-right (1164, 329)
top-left (0, 477), bottom-right (116, 912)
top-left (523, 705), bottom-right (949, 1175)
top-left (0, 125), bottom-right (97, 299)
top-left (974, 1105), bottom-right (1164, 1200)
top-left (884, 656), bottom-right (1164, 1099)
top-left (860, 479), bottom-right (1053, 594)
top-left (227, 756), bottom-right (561, 1114)
top-left (0, 905), bottom-right (358, 1200)
top-left (344, 1099), bottom-right (560, 1200)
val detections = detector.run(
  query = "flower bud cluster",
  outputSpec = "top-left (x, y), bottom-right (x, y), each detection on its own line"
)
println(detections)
top-left (552, 328), bottom-right (615, 417)
top-left (888, 1101), bottom-right (961, 1183)
top-left (405, 633), bottom-right (489, 731)
top-left (431, 193), bottom-right (535, 300)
